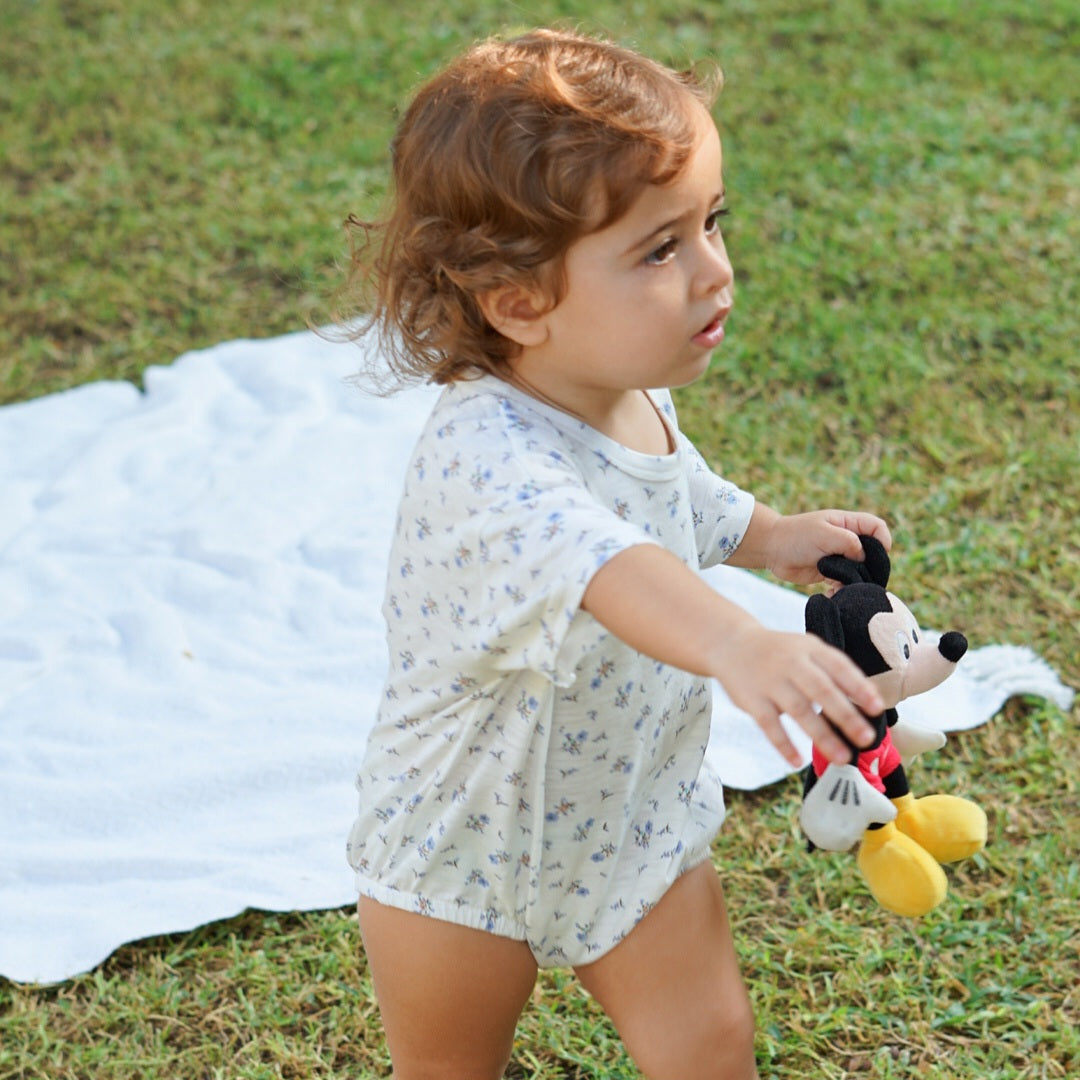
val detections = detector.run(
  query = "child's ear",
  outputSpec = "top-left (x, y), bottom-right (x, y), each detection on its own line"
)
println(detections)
top-left (477, 284), bottom-right (551, 347)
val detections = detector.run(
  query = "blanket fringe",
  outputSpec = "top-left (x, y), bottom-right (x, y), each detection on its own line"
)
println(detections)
top-left (962, 645), bottom-right (1075, 712)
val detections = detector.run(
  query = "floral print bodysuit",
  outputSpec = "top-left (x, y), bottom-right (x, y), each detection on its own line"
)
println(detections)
top-left (347, 376), bottom-right (754, 967)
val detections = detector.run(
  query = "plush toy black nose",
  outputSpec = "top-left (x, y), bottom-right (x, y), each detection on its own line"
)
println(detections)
top-left (938, 631), bottom-right (968, 663)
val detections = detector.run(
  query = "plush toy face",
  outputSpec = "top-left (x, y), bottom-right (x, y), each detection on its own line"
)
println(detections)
top-left (866, 593), bottom-right (963, 709)
top-left (807, 535), bottom-right (969, 711)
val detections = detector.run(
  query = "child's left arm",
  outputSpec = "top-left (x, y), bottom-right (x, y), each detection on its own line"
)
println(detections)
top-left (727, 505), bottom-right (893, 586)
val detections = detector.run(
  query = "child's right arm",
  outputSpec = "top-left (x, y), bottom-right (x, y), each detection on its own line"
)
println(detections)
top-left (580, 542), bottom-right (880, 768)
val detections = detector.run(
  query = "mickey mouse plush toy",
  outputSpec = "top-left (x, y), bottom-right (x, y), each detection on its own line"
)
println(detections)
top-left (800, 535), bottom-right (987, 916)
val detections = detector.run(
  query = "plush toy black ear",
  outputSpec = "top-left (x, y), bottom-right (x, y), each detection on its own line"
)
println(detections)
top-left (858, 535), bottom-right (890, 588)
top-left (805, 593), bottom-right (845, 648)
top-left (817, 534), bottom-right (891, 589)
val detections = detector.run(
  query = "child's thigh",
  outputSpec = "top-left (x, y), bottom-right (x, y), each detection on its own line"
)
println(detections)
top-left (358, 897), bottom-right (538, 1080)
top-left (573, 861), bottom-right (758, 1080)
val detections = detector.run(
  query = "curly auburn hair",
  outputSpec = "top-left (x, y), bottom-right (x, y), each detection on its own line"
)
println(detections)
top-left (341, 28), bottom-right (720, 388)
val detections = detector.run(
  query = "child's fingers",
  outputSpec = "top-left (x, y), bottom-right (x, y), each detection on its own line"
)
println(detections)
top-left (815, 643), bottom-right (884, 721)
top-left (726, 631), bottom-right (882, 769)
top-left (772, 685), bottom-right (859, 767)
top-left (782, 644), bottom-right (880, 763)
top-left (745, 683), bottom-right (869, 772)
top-left (858, 514), bottom-right (892, 551)
top-left (744, 703), bottom-right (803, 768)
top-left (827, 510), bottom-right (892, 553)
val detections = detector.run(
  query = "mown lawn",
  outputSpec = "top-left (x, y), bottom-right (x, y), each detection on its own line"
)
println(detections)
top-left (1, 1), bottom-right (1076, 1077)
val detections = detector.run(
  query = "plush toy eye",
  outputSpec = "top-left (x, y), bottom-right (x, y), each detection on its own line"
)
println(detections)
top-left (912, 629), bottom-right (919, 644)
top-left (895, 631), bottom-right (911, 662)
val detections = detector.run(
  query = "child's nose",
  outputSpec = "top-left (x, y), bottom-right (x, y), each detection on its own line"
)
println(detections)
top-left (695, 238), bottom-right (733, 296)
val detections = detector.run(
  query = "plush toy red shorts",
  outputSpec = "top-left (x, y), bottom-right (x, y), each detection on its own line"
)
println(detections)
top-left (812, 735), bottom-right (902, 795)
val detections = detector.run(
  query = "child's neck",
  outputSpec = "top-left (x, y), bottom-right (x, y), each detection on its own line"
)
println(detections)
top-left (501, 368), bottom-right (673, 455)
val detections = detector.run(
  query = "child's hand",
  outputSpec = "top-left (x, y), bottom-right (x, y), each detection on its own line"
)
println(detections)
top-left (716, 621), bottom-right (879, 768)
top-left (759, 509), bottom-right (891, 586)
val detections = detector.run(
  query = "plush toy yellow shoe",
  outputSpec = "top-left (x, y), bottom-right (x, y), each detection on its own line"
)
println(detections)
top-left (857, 821), bottom-right (947, 917)
top-left (892, 792), bottom-right (987, 864)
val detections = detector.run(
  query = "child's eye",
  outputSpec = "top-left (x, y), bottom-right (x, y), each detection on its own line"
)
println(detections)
top-left (705, 206), bottom-right (730, 235)
top-left (644, 207), bottom-right (729, 266)
top-left (644, 238), bottom-right (678, 266)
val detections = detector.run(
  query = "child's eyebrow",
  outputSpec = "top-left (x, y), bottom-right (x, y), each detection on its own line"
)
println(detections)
top-left (624, 190), bottom-right (726, 256)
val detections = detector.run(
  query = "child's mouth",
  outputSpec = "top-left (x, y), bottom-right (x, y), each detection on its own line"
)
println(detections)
top-left (693, 313), bottom-right (727, 348)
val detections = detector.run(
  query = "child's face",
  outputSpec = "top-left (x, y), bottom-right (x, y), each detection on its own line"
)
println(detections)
top-left (515, 106), bottom-right (734, 400)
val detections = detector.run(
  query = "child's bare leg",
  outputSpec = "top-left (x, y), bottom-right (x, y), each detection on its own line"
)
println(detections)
top-left (358, 897), bottom-right (537, 1080)
top-left (573, 861), bottom-right (758, 1080)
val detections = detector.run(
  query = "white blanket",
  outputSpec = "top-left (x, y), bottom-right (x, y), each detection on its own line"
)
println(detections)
top-left (1, 329), bottom-right (1072, 984)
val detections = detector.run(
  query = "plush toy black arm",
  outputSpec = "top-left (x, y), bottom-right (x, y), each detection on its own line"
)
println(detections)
top-left (802, 764), bottom-right (819, 851)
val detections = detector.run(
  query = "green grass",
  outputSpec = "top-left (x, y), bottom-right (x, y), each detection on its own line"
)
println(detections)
top-left (1, 0), bottom-right (1077, 1077)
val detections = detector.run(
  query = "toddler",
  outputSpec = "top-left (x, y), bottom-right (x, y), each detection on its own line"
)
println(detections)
top-left (344, 28), bottom-right (890, 1080)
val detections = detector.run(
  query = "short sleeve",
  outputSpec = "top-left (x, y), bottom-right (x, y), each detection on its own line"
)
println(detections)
top-left (680, 435), bottom-right (755, 569)
top-left (474, 449), bottom-right (660, 686)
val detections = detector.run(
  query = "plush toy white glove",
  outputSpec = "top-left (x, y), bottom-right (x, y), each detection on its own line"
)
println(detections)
top-left (800, 763), bottom-right (898, 851)
top-left (888, 718), bottom-right (947, 767)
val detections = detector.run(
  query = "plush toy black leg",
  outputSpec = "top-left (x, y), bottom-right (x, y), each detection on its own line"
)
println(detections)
top-left (882, 764), bottom-right (910, 801)
top-left (862, 764), bottom-right (910, 834)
